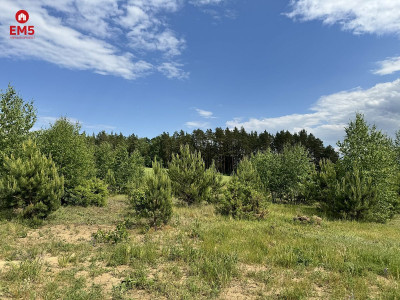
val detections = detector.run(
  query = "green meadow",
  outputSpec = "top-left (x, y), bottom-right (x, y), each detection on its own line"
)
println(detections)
top-left (1, 194), bottom-right (399, 299)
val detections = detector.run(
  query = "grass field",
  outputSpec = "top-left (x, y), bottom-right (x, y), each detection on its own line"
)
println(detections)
top-left (1, 195), bottom-right (400, 299)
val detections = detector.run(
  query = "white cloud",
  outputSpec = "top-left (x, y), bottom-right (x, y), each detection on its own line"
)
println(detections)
top-left (185, 121), bottom-right (210, 128)
top-left (63, 0), bottom-right (124, 38)
top-left (0, 0), bottom-right (235, 79)
top-left (127, 29), bottom-right (185, 57)
top-left (0, 0), bottom-right (187, 79)
top-left (185, 108), bottom-right (215, 130)
top-left (287, 0), bottom-right (400, 36)
top-left (195, 108), bottom-right (215, 118)
top-left (374, 56), bottom-right (400, 75)
top-left (226, 79), bottom-right (400, 146)
top-left (190, 0), bottom-right (226, 6)
top-left (157, 62), bottom-right (189, 79)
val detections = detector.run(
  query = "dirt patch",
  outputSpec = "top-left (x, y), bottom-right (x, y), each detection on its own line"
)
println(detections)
top-left (76, 270), bottom-right (90, 278)
top-left (241, 263), bottom-right (268, 274)
top-left (124, 289), bottom-right (154, 300)
top-left (0, 260), bottom-right (20, 270)
top-left (22, 224), bottom-right (115, 244)
top-left (41, 254), bottom-right (59, 268)
top-left (93, 272), bottom-right (121, 290)
top-left (306, 284), bottom-right (329, 300)
top-left (221, 280), bottom-right (260, 299)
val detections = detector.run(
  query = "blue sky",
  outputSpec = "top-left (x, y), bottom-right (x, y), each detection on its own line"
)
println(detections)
top-left (1, 0), bottom-right (400, 145)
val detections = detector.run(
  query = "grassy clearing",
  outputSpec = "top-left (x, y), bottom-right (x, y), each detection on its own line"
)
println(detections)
top-left (1, 195), bottom-right (400, 299)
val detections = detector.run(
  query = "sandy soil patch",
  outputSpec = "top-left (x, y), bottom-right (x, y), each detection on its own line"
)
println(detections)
top-left (22, 224), bottom-right (115, 244)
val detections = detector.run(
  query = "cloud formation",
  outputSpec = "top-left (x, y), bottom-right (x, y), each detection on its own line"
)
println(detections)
top-left (287, 0), bottom-right (400, 36)
top-left (0, 0), bottom-right (228, 80)
top-left (226, 79), bottom-right (400, 146)
top-left (190, 0), bottom-right (226, 6)
top-left (185, 108), bottom-right (215, 129)
top-left (196, 108), bottom-right (215, 118)
top-left (282, 0), bottom-right (400, 145)
top-left (374, 56), bottom-right (400, 76)
top-left (158, 62), bottom-right (189, 79)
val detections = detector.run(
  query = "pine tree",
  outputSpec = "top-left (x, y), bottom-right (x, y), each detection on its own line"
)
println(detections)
top-left (0, 140), bottom-right (64, 219)
top-left (217, 156), bottom-right (269, 219)
top-left (317, 160), bottom-right (378, 221)
top-left (236, 156), bottom-right (263, 192)
top-left (168, 144), bottom-right (212, 204)
top-left (204, 161), bottom-right (225, 203)
top-left (129, 159), bottom-right (172, 228)
top-left (217, 175), bottom-right (267, 220)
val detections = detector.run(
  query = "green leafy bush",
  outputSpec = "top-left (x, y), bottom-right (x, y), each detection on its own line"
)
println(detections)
top-left (129, 160), bottom-right (173, 227)
top-left (113, 146), bottom-right (145, 193)
top-left (252, 144), bottom-right (313, 202)
top-left (37, 118), bottom-right (96, 201)
top-left (336, 114), bottom-right (398, 222)
top-left (65, 178), bottom-right (108, 207)
top-left (0, 140), bottom-right (64, 219)
top-left (0, 84), bottom-right (36, 158)
top-left (92, 222), bottom-right (129, 244)
top-left (309, 115), bottom-right (399, 222)
top-left (168, 145), bottom-right (223, 204)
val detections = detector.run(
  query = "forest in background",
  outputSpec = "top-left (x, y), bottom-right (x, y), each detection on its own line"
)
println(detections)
top-left (88, 127), bottom-right (338, 174)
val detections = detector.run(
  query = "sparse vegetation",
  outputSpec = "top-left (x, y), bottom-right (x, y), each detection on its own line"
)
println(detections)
top-left (0, 196), bottom-right (400, 299)
top-left (92, 222), bottom-right (129, 244)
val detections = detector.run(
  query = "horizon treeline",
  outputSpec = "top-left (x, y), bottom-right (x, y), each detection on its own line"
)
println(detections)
top-left (87, 128), bottom-right (338, 174)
